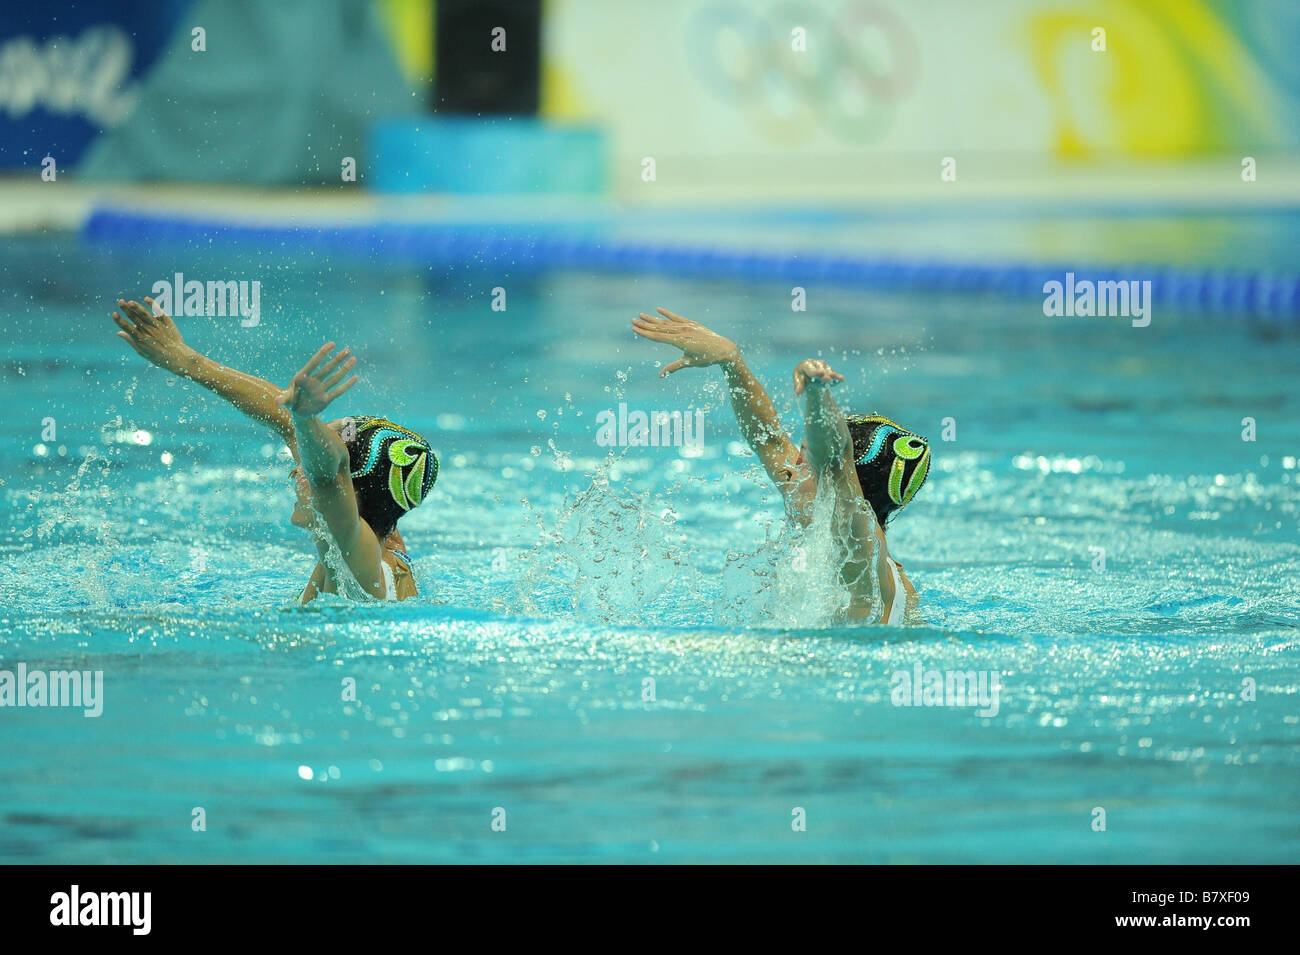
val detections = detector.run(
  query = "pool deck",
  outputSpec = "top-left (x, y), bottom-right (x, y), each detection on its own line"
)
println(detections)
top-left (5, 157), bottom-right (1300, 235)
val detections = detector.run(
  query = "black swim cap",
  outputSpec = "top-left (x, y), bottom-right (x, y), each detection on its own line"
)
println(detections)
top-left (845, 413), bottom-right (931, 525)
top-left (341, 415), bottom-right (438, 538)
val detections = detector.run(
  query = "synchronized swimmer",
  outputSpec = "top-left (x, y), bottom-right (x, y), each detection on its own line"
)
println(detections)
top-left (632, 307), bottom-right (930, 625)
top-left (110, 297), bottom-right (929, 623)
top-left (111, 296), bottom-right (437, 604)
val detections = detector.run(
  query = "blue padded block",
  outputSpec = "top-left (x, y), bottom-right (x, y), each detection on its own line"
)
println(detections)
top-left (370, 117), bottom-right (606, 195)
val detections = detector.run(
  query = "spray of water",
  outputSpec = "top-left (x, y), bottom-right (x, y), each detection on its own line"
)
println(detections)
top-left (507, 452), bottom-right (877, 628)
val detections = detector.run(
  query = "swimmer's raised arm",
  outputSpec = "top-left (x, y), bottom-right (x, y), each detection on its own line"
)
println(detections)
top-left (794, 359), bottom-right (850, 477)
top-left (112, 296), bottom-right (296, 449)
top-left (276, 343), bottom-right (380, 586)
top-left (797, 358), bottom-right (877, 530)
top-left (633, 307), bottom-right (800, 492)
top-left (796, 358), bottom-right (883, 620)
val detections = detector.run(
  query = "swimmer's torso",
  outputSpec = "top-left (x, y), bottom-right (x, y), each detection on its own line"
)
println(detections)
top-left (300, 529), bottom-right (417, 603)
top-left (783, 467), bottom-right (916, 625)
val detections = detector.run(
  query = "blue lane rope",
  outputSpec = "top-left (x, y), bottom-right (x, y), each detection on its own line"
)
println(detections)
top-left (82, 207), bottom-right (1300, 321)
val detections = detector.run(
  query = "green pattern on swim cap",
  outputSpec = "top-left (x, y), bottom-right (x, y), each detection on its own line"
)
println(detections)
top-left (888, 458), bottom-right (903, 505)
top-left (404, 452), bottom-right (428, 507)
top-left (388, 459), bottom-right (408, 510)
top-left (887, 434), bottom-right (928, 505)
top-left (388, 438), bottom-right (421, 468)
top-left (386, 438), bottom-right (426, 510)
top-left (902, 448), bottom-right (930, 505)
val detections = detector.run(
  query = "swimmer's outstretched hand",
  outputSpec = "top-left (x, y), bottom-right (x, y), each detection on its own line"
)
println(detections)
top-left (112, 297), bottom-right (189, 371)
top-left (792, 359), bottom-right (844, 395)
top-left (277, 342), bottom-right (359, 417)
top-left (632, 307), bottom-right (740, 377)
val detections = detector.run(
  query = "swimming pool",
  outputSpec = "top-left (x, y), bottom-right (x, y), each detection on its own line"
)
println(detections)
top-left (1, 217), bottom-right (1297, 863)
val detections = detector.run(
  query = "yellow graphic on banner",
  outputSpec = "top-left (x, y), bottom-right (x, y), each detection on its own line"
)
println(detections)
top-left (1028, 0), bottom-right (1276, 157)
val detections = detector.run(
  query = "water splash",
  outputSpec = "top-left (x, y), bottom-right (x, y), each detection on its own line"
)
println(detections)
top-left (507, 453), bottom-right (872, 628)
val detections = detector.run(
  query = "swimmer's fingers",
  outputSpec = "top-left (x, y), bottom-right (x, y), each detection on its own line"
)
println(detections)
top-left (795, 373), bottom-right (841, 395)
top-left (632, 321), bottom-right (672, 342)
top-left (300, 342), bottom-right (336, 377)
top-left (315, 347), bottom-right (352, 382)
top-left (142, 296), bottom-right (173, 324)
top-left (660, 357), bottom-right (694, 377)
top-left (111, 311), bottom-right (137, 336)
top-left (634, 314), bottom-right (679, 339)
top-left (115, 330), bottom-right (144, 355)
top-left (112, 312), bottom-right (144, 355)
top-left (119, 299), bottom-right (158, 327)
top-left (655, 307), bottom-right (693, 325)
top-left (823, 365), bottom-right (845, 384)
top-left (793, 359), bottom-right (844, 394)
top-left (115, 300), bottom-right (145, 327)
top-left (632, 323), bottom-right (682, 349)
top-left (116, 300), bottom-right (147, 325)
top-left (326, 374), bottom-right (359, 402)
top-left (321, 356), bottom-right (356, 391)
top-left (795, 362), bottom-right (827, 394)
top-left (810, 362), bottom-right (844, 384)
top-left (111, 309), bottom-right (153, 360)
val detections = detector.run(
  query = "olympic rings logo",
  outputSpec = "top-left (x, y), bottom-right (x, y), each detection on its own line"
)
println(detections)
top-left (685, 1), bottom-right (920, 144)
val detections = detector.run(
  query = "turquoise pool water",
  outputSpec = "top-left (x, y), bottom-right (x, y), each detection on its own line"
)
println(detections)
top-left (1, 224), bottom-right (1297, 863)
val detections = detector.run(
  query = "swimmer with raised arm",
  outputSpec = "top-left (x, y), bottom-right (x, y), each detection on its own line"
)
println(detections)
top-left (632, 308), bottom-right (930, 624)
top-left (111, 296), bottom-right (437, 603)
